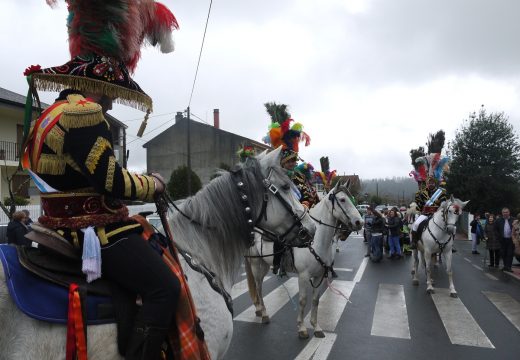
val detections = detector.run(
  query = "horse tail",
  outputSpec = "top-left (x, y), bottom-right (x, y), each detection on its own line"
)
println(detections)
top-left (244, 256), bottom-right (259, 304)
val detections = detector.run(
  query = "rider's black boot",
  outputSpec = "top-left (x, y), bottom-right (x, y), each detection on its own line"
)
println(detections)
top-left (125, 324), bottom-right (170, 360)
top-left (410, 231), bottom-right (418, 250)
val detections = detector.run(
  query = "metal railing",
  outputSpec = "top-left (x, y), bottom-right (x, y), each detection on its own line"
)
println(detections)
top-left (0, 141), bottom-right (20, 162)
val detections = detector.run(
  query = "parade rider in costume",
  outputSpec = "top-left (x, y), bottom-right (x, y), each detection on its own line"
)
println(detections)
top-left (262, 102), bottom-right (312, 275)
top-left (19, 2), bottom-right (210, 359)
top-left (409, 130), bottom-right (450, 249)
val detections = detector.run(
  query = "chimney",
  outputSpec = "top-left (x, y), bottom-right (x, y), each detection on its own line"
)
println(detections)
top-left (213, 109), bottom-right (220, 129)
top-left (175, 111), bottom-right (183, 124)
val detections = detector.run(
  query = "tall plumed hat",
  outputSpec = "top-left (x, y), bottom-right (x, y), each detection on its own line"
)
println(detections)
top-left (24, 0), bottom-right (179, 113)
top-left (409, 130), bottom-right (450, 184)
top-left (262, 102), bottom-right (311, 153)
top-left (315, 156), bottom-right (337, 190)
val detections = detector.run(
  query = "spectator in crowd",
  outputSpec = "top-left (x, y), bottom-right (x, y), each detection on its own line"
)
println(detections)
top-left (364, 208), bottom-right (375, 256)
top-left (22, 209), bottom-right (33, 227)
top-left (369, 208), bottom-right (385, 262)
top-left (386, 208), bottom-right (402, 259)
top-left (494, 207), bottom-right (515, 272)
top-left (6, 211), bottom-right (31, 247)
top-left (512, 213), bottom-right (520, 265)
top-left (484, 214), bottom-right (500, 268)
top-left (470, 213), bottom-right (483, 254)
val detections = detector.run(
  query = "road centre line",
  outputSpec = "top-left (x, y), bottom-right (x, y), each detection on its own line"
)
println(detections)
top-left (472, 264), bottom-right (483, 271)
top-left (484, 273), bottom-right (498, 281)
top-left (464, 257), bottom-right (471, 263)
top-left (353, 257), bottom-right (368, 283)
top-left (431, 288), bottom-right (494, 348)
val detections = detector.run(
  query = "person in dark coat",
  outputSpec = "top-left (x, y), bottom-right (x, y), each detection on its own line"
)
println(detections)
top-left (385, 208), bottom-right (402, 259)
top-left (470, 214), bottom-right (483, 254)
top-left (494, 207), bottom-right (515, 272)
top-left (484, 214), bottom-right (500, 268)
top-left (370, 208), bottom-right (385, 262)
top-left (6, 211), bottom-right (31, 247)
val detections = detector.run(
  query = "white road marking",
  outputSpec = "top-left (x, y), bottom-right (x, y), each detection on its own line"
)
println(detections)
top-left (371, 284), bottom-right (410, 339)
top-left (303, 280), bottom-right (355, 331)
top-left (484, 273), bottom-right (498, 281)
top-left (464, 257), bottom-right (471, 263)
top-left (234, 277), bottom-right (299, 322)
top-left (472, 264), bottom-right (483, 271)
top-left (332, 268), bottom-right (353, 272)
top-left (504, 270), bottom-right (520, 281)
top-left (483, 291), bottom-right (520, 332)
top-left (294, 332), bottom-right (337, 360)
top-left (231, 275), bottom-right (272, 300)
top-left (431, 288), bottom-right (494, 348)
top-left (353, 257), bottom-right (368, 283)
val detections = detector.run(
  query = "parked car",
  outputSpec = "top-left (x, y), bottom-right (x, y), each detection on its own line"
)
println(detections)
top-left (357, 204), bottom-right (370, 214)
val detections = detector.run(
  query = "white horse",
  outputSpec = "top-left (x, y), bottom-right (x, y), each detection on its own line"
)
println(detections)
top-left (0, 147), bottom-right (316, 360)
top-left (245, 182), bottom-right (363, 338)
top-left (411, 196), bottom-right (469, 297)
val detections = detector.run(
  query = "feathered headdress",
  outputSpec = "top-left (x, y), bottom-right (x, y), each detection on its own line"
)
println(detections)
top-left (295, 162), bottom-right (315, 181)
top-left (314, 156), bottom-right (337, 191)
top-left (25, 0), bottom-right (179, 113)
top-left (409, 130), bottom-right (450, 184)
top-left (262, 102), bottom-right (311, 153)
top-left (236, 144), bottom-right (255, 163)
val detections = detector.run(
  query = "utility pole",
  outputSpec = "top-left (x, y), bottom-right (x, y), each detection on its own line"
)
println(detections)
top-left (186, 107), bottom-right (192, 196)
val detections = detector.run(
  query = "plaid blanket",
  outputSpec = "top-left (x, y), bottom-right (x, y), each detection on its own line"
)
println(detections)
top-left (135, 215), bottom-right (211, 360)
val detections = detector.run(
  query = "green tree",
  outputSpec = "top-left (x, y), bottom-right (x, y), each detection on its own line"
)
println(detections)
top-left (447, 109), bottom-right (520, 214)
top-left (167, 166), bottom-right (202, 200)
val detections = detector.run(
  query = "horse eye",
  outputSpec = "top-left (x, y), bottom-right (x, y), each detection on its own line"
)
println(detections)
top-left (339, 198), bottom-right (346, 203)
top-left (281, 183), bottom-right (290, 191)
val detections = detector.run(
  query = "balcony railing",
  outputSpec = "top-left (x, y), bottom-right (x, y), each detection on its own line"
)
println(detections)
top-left (0, 141), bottom-right (20, 162)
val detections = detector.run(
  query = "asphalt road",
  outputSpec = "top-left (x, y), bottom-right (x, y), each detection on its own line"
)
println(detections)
top-left (225, 233), bottom-right (520, 360)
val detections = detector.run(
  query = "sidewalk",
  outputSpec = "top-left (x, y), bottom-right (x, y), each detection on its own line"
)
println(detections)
top-left (454, 233), bottom-right (520, 280)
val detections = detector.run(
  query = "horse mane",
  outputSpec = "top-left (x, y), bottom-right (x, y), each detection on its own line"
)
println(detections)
top-left (168, 159), bottom-right (265, 288)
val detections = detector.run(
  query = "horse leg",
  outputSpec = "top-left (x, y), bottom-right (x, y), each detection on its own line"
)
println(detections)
top-left (444, 249), bottom-right (457, 298)
top-left (247, 258), bottom-right (270, 322)
top-left (309, 280), bottom-right (325, 338)
top-left (297, 275), bottom-right (309, 339)
top-left (411, 249), bottom-right (419, 285)
top-left (424, 249), bottom-right (435, 294)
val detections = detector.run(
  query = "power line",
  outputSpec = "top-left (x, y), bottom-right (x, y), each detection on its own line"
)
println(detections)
top-left (188, 0), bottom-right (213, 107)
top-left (127, 118), bottom-right (174, 145)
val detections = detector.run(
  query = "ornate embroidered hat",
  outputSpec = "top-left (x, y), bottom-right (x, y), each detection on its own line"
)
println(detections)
top-left (24, 0), bottom-right (179, 113)
top-left (409, 130), bottom-right (450, 187)
top-left (236, 144), bottom-right (256, 163)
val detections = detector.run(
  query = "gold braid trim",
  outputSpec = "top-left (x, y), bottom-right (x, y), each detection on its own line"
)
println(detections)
top-left (85, 137), bottom-right (112, 174)
top-left (60, 111), bottom-right (105, 130)
top-left (64, 154), bottom-right (84, 174)
top-left (33, 74), bottom-right (153, 112)
top-left (45, 127), bottom-right (65, 154)
top-left (144, 176), bottom-right (155, 202)
top-left (105, 156), bottom-right (116, 192)
top-left (36, 153), bottom-right (66, 175)
top-left (122, 169), bottom-right (132, 198)
top-left (132, 173), bottom-right (144, 199)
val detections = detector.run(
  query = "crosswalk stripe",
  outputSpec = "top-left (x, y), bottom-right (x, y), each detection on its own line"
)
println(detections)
top-left (231, 275), bottom-right (272, 300)
top-left (371, 284), bottom-right (410, 339)
top-left (303, 280), bottom-right (355, 331)
top-left (234, 277), bottom-right (299, 322)
top-left (294, 332), bottom-right (337, 360)
top-left (483, 291), bottom-right (520, 332)
top-left (353, 257), bottom-right (368, 283)
top-left (431, 288), bottom-right (494, 348)
top-left (332, 268), bottom-right (353, 272)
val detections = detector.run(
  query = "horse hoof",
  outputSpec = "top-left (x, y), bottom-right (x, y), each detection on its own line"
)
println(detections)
top-left (427, 289), bottom-right (435, 294)
top-left (450, 293), bottom-right (458, 298)
top-left (412, 279), bottom-right (419, 286)
top-left (314, 330), bottom-right (325, 338)
top-left (255, 310), bottom-right (262, 317)
top-left (298, 330), bottom-right (309, 339)
top-left (261, 316), bottom-right (270, 324)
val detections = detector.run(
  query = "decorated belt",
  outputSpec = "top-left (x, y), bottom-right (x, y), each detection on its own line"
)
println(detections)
top-left (39, 192), bottom-right (130, 230)
top-left (422, 206), bottom-right (438, 215)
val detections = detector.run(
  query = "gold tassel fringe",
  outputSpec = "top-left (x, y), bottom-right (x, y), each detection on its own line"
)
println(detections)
top-left (60, 111), bottom-right (105, 130)
top-left (37, 154), bottom-right (66, 175)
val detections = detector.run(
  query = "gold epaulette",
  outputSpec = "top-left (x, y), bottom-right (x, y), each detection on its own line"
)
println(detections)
top-left (59, 94), bottom-right (105, 130)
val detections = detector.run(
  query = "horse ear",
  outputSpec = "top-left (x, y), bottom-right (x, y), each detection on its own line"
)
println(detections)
top-left (263, 146), bottom-right (282, 167)
top-left (450, 194), bottom-right (455, 202)
top-left (462, 200), bottom-right (470, 208)
top-left (344, 178), bottom-right (351, 189)
top-left (256, 149), bottom-right (268, 159)
top-left (332, 181), bottom-right (340, 192)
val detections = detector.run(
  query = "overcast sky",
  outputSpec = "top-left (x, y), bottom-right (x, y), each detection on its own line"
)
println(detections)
top-left (2, 0), bottom-right (520, 179)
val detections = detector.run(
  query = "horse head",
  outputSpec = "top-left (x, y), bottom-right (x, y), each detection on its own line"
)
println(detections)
top-left (442, 195), bottom-right (469, 235)
top-left (256, 146), bottom-right (316, 243)
top-left (326, 181), bottom-right (364, 232)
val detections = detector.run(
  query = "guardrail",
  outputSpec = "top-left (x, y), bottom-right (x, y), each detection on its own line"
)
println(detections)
top-left (0, 140), bottom-right (20, 162)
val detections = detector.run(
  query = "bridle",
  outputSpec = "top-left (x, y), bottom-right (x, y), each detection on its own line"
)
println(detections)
top-left (309, 189), bottom-right (353, 231)
top-left (425, 201), bottom-right (460, 253)
top-left (231, 166), bottom-right (312, 247)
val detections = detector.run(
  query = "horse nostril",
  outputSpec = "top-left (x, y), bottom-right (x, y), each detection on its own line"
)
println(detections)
top-left (355, 220), bottom-right (361, 227)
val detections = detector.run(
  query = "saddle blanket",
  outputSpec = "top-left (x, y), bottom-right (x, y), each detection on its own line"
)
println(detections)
top-left (0, 244), bottom-right (114, 324)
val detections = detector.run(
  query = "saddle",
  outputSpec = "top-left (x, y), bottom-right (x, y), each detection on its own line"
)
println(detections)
top-left (416, 216), bottom-right (432, 240)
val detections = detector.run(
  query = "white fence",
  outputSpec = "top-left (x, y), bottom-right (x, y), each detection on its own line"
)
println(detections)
top-left (0, 203), bottom-right (159, 224)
